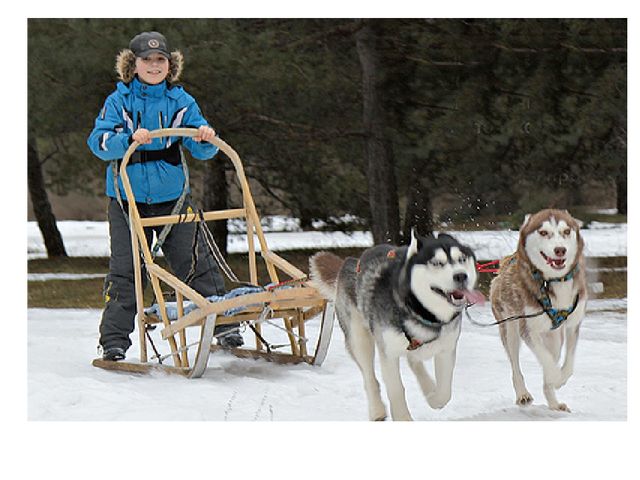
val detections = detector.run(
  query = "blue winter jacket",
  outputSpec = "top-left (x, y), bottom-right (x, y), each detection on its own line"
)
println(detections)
top-left (87, 77), bottom-right (219, 204)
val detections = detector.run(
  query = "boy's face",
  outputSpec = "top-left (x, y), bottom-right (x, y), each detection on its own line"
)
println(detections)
top-left (134, 53), bottom-right (169, 85)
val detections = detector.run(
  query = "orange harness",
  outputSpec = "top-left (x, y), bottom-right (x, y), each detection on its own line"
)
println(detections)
top-left (355, 249), bottom-right (396, 274)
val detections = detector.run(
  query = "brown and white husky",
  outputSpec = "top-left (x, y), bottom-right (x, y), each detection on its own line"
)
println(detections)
top-left (490, 209), bottom-right (587, 412)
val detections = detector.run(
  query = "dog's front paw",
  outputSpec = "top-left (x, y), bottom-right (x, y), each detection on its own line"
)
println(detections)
top-left (550, 402), bottom-right (571, 413)
top-left (516, 392), bottom-right (533, 406)
top-left (369, 404), bottom-right (387, 422)
top-left (393, 413), bottom-right (413, 421)
top-left (427, 391), bottom-right (451, 409)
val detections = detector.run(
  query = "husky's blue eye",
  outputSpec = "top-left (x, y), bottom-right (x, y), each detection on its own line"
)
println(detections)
top-left (430, 260), bottom-right (445, 268)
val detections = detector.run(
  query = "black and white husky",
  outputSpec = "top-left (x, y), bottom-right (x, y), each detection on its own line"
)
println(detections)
top-left (310, 231), bottom-right (483, 421)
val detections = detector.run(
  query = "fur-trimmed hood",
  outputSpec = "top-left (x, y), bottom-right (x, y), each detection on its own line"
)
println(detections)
top-left (115, 49), bottom-right (184, 83)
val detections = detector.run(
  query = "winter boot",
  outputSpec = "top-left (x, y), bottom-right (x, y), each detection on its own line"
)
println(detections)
top-left (102, 346), bottom-right (126, 361)
top-left (215, 323), bottom-right (244, 348)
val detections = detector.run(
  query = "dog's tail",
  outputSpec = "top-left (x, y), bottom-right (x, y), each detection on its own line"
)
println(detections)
top-left (309, 251), bottom-right (344, 301)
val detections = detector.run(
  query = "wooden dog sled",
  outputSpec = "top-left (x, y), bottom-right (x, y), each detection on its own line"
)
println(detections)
top-left (92, 128), bottom-right (334, 378)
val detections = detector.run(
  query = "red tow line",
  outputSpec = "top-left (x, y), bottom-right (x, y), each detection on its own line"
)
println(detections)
top-left (476, 260), bottom-right (500, 274)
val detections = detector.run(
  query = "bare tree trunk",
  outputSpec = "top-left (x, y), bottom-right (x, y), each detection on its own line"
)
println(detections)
top-left (28, 139), bottom-right (67, 257)
top-left (202, 154), bottom-right (229, 257)
top-left (356, 19), bottom-right (400, 245)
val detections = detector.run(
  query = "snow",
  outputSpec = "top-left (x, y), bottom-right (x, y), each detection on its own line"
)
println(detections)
top-left (28, 273), bottom-right (106, 281)
top-left (27, 219), bottom-right (627, 260)
top-left (21, 217), bottom-right (633, 478)
top-left (28, 299), bottom-right (627, 421)
top-left (27, 219), bottom-right (628, 420)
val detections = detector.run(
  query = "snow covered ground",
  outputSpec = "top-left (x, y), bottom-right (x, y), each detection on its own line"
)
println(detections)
top-left (21, 217), bottom-right (633, 478)
top-left (27, 218), bottom-right (628, 421)
top-left (28, 299), bottom-right (626, 421)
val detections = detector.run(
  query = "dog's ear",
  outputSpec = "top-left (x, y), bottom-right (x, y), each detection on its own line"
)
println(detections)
top-left (560, 209), bottom-right (583, 229)
top-left (407, 228), bottom-right (419, 261)
top-left (520, 213), bottom-right (532, 231)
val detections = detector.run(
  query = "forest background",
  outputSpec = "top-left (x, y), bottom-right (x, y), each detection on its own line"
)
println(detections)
top-left (27, 18), bottom-right (627, 257)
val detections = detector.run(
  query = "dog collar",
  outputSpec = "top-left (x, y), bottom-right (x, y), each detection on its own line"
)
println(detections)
top-left (402, 295), bottom-right (441, 351)
top-left (402, 323), bottom-right (438, 351)
top-left (405, 292), bottom-right (444, 328)
top-left (402, 309), bottom-right (461, 350)
top-left (532, 264), bottom-right (580, 286)
top-left (406, 336), bottom-right (437, 351)
top-left (509, 256), bottom-right (579, 285)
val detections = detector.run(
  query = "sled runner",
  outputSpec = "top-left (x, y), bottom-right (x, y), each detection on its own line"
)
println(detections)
top-left (92, 128), bottom-right (334, 378)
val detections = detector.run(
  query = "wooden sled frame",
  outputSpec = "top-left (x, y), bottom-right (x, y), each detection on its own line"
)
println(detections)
top-left (93, 128), bottom-right (334, 377)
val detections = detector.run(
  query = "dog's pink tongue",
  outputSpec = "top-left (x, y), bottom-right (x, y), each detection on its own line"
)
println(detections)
top-left (463, 289), bottom-right (485, 306)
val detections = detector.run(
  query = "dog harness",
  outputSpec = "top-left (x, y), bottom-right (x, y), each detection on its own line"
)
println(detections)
top-left (469, 257), bottom-right (581, 330)
top-left (355, 247), bottom-right (459, 350)
top-left (464, 260), bottom-right (581, 329)
top-left (531, 266), bottom-right (581, 329)
top-left (403, 295), bottom-right (441, 350)
top-left (402, 311), bottom-right (461, 350)
top-left (355, 248), bottom-right (396, 274)
top-left (403, 326), bottom-right (439, 351)
top-left (402, 292), bottom-right (463, 350)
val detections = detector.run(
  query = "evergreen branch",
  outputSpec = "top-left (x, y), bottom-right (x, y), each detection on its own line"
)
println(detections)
top-left (247, 113), bottom-right (314, 132)
top-left (492, 43), bottom-right (545, 53)
top-left (561, 88), bottom-right (599, 98)
top-left (492, 42), bottom-right (626, 54)
top-left (494, 88), bottom-right (532, 98)
top-left (244, 170), bottom-right (288, 207)
top-left (405, 55), bottom-right (480, 67)
top-left (409, 100), bottom-right (459, 111)
top-left (39, 145), bottom-right (60, 167)
top-left (615, 125), bottom-right (627, 149)
top-left (281, 21), bottom-right (363, 49)
top-left (560, 43), bottom-right (627, 53)
top-left (243, 112), bottom-right (364, 140)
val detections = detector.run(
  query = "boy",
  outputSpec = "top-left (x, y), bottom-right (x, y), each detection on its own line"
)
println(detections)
top-left (88, 31), bottom-right (242, 361)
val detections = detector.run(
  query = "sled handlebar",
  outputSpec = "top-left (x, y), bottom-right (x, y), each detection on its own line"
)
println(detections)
top-left (118, 127), bottom-right (264, 246)
top-left (119, 127), bottom-right (254, 207)
top-left (120, 127), bottom-right (239, 179)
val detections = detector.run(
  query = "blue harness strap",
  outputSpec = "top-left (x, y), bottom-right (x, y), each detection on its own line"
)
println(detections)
top-left (532, 266), bottom-right (581, 329)
top-left (504, 256), bottom-right (580, 330)
top-left (535, 291), bottom-right (580, 329)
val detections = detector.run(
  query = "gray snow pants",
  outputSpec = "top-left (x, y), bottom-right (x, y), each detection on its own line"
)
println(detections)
top-left (99, 197), bottom-right (226, 351)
